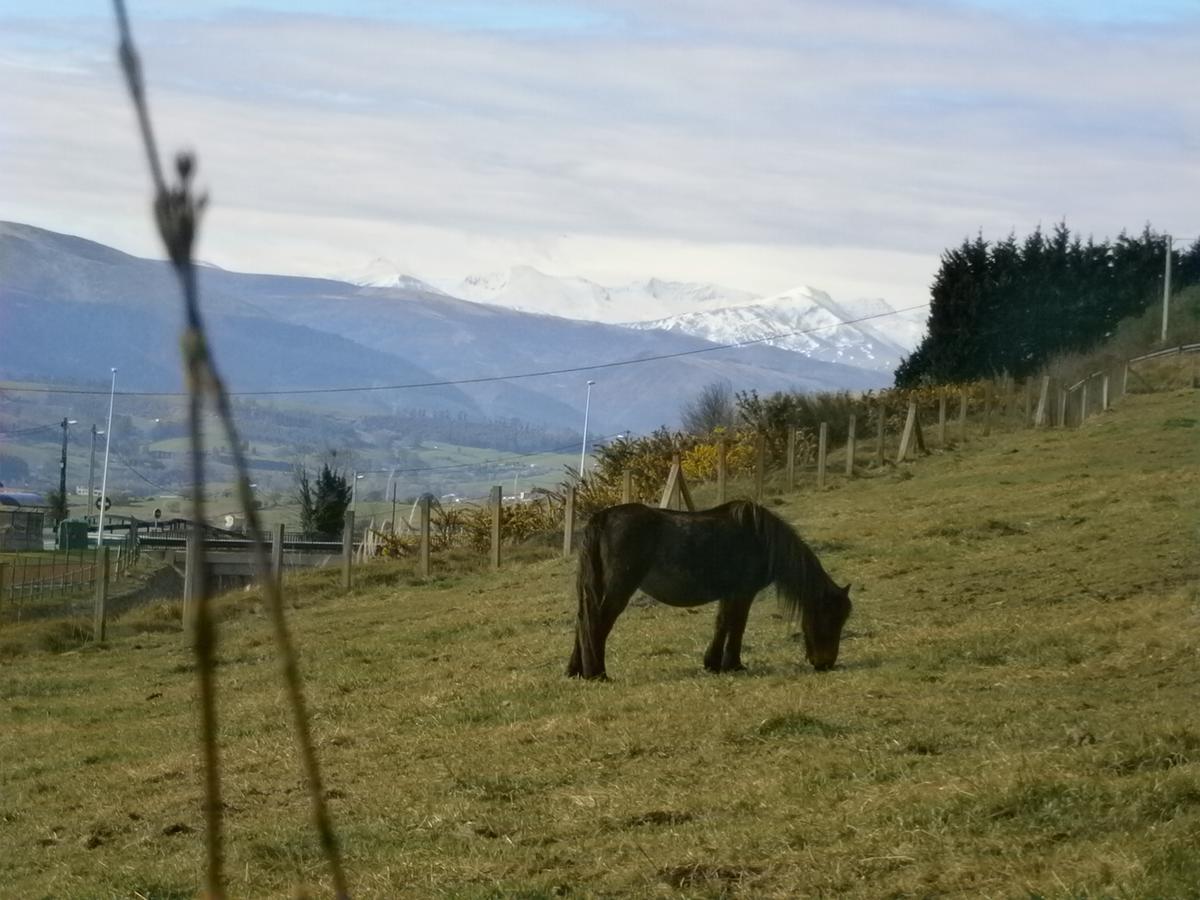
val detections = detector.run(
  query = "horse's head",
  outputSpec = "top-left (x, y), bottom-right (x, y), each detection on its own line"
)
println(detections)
top-left (802, 582), bottom-right (852, 671)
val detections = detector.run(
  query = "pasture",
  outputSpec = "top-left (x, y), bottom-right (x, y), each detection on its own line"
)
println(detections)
top-left (0, 389), bottom-right (1196, 898)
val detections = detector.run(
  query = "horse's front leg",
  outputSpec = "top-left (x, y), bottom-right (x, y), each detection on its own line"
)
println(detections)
top-left (719, 595), bottom-right (754, 672)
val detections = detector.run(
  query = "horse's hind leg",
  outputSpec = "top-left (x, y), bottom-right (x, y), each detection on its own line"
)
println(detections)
top-left (567, 633), bottom-right (584, 678)
top-left (587, 577), bottom-right (639, 679)
top-left (570, 570), bottom-right (639, 680)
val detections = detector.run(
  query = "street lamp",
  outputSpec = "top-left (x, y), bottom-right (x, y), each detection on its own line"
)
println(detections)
top-left (96, 369), bottom-right (117, 546)
top-left (352, 471), bottom-right (365, 513)
top-left (58, 418), bottom-right (78, 522)
top-left (579, 380), bottom-right (596, 478)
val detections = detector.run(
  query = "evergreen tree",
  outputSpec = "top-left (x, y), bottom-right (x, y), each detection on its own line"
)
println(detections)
top-left (896, 222), bottom-right (1197, 387)
top-left (295, 463), bottom-right (352, 538)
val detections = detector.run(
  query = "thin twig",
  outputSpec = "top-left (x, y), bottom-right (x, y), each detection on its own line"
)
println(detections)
top-left (111, 2), bottom-right (349, 897)
top-left (110, 4), bottom-right (223, 895)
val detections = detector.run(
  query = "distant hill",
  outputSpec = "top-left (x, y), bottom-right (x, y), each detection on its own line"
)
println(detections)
top-left (0, 222), bottom-right (891, 432)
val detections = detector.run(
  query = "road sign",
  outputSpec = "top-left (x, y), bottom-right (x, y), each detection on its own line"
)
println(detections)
top-left (154, 508), bottom-right (162, 520)
top-left (95, 496), bottom-right (112, 511)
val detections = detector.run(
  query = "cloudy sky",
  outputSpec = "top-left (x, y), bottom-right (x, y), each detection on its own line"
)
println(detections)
top-left (1, 0), bottom-right (1196, 307)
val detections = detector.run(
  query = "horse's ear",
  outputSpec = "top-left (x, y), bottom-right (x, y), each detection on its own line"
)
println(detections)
top-left (842, 583), bottom-right (852, 594)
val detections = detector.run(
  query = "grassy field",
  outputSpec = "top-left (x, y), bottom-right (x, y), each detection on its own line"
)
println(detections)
top-left (0, 389), bottom-right (1197, 898)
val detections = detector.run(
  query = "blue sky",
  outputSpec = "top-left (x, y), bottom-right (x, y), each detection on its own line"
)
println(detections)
top-left (1, 0), bottom-right (1196, 305)
top-left (2, 0), bottom-right (1196, 26)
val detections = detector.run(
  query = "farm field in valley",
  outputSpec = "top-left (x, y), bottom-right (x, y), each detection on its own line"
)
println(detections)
top-left (0, 389), bottom-right (1197, 898)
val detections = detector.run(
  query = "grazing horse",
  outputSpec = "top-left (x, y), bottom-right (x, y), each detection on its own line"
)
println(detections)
top-left (567, 501), bottom-right (852, 679)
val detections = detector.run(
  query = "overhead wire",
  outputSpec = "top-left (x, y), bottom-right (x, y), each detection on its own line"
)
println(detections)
top-left (0, 303), bottom-right (931, 398)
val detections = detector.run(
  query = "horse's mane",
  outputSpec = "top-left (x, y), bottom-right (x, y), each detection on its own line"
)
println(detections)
top-left (726, 500), bottom-right (835, 622)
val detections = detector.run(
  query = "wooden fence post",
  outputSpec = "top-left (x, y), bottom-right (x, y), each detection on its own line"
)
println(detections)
top-left (1057, 386), bottom-right (1068, 428)
top-left (1102, 374), bottom-right (1110, 411)
top-left (489, 486), bottom-right (502, 571)
top-left (183, 531), bottom-right (198, 637)
top-left (562, 487), bottom-right (576, 558)
top-left (1080, 381), bottom-right (1089, 426)
top-left (1034, 375), bottom-right (1050, 427)
top-left (816, 422), bottom-right (828, 489)
top-left (845, 414), bottom-right (857, 477)
top-left (1122, 362), bottom-right (1129, 395)
top-left (958, 389), bottom-right (968, 440)
top-left (754, 434), bottom-right (766, 502)
top-left (418, 495), bottom-right (431, 579)
top-left (342, 510), bottom-right (355, 592)
top-left (0, 562), bottom-right (8, 625)
top-left (621, 469), bottom-right (633, 504)
top-left (937, 396), bottom-right (947, 445)
top-left (716, 438), bottom-right (727, 504)
top-left (271, 522), bottom-right (285, 593)
top-left (93, 546), bottom-right (110, 642)
top-left (897, 400), bottom-right (918, 462)
top-left (786, 428), bottom-right (797, 491)
top-left (659, 454), bottom-right (695, 511)
top-left (875, 401), bottom-right (886, 467)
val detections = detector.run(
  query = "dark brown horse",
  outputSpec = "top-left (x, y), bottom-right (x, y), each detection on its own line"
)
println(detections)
top-left (567, 501), bottom-right (852, 679)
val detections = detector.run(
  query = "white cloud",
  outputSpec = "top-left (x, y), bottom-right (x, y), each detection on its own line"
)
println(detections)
top-left (0, 1), bottom-right (1196, 307)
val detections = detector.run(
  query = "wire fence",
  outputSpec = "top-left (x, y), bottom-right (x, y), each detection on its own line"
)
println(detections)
top-left (0, 536), bottom-right (141, 624)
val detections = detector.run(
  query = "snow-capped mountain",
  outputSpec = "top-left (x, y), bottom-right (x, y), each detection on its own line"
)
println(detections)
top-left (334, 259), bottom-right (925, 372)
top-left (626, 286), bottom-right (922, 373)
top-left (450, 265), bottom-right (761, 323)
top-left (341, 257), bottom-right (446, 294)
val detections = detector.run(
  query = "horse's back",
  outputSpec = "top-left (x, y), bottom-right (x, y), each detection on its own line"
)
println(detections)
top-left (590, 502), bottom-right (770, 606)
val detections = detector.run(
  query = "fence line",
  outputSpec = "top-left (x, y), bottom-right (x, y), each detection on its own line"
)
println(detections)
top-left (11, 345), bottom-right (1192, 620)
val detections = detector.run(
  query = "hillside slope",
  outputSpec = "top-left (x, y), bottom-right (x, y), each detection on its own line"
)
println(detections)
top-left (0, 222), bottom-right (888, 432)
top-left (1, 388), bottom-right (1197, 898)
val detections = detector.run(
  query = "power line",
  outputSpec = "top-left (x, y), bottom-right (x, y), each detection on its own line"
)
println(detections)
top-left (0, 303), bottom-right (930, 399)
top-left (0, 423), bottom-right (58, 437)
top-left (113, 448), bottom-right (174, 492)
top-left (351, 431), bottom-right (628, 478)
top-left (100, 432), bottom-right (627, 493)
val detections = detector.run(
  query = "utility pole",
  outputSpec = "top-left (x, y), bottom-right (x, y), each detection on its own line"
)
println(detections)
top-left (58, 418), bottom-right (77, 522)
top-left (1162, 234), bottom-right (1173, 344)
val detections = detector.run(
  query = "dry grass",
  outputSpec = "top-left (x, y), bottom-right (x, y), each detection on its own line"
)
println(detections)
top-left (0, 389), bottom-right (1197, 899)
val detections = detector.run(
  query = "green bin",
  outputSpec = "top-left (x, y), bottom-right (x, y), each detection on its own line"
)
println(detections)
top-left (58, 519), bottom-right (90, 550)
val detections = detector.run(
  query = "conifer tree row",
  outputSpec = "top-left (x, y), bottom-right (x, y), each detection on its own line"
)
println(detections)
top-left (896, 224), bottom-right (1200, 386)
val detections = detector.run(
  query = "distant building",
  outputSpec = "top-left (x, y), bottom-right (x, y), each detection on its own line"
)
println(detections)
top-left (0, 490), bottom-right (49, 551)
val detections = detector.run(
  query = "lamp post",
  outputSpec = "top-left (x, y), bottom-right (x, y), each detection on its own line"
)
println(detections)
top-left (579, 380), bottom-right (596, 478)
top-left (58, 418), bottom-right (78, 522)
top-left (352, 471), bottom-right (365, 513)
top-left (96, 369), bottom-right (117, 546)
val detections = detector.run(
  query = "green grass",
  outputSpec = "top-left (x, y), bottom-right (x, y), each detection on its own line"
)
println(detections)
top-left (0, 390), bottom-right (1197, 898)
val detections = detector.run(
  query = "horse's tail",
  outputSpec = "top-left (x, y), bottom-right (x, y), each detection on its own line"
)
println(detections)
top-left (574, 511), bottom-right (607, 676)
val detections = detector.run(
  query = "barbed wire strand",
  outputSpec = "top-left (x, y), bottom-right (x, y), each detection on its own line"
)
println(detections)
top-left (111, 3), bottom-right (350, 898)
